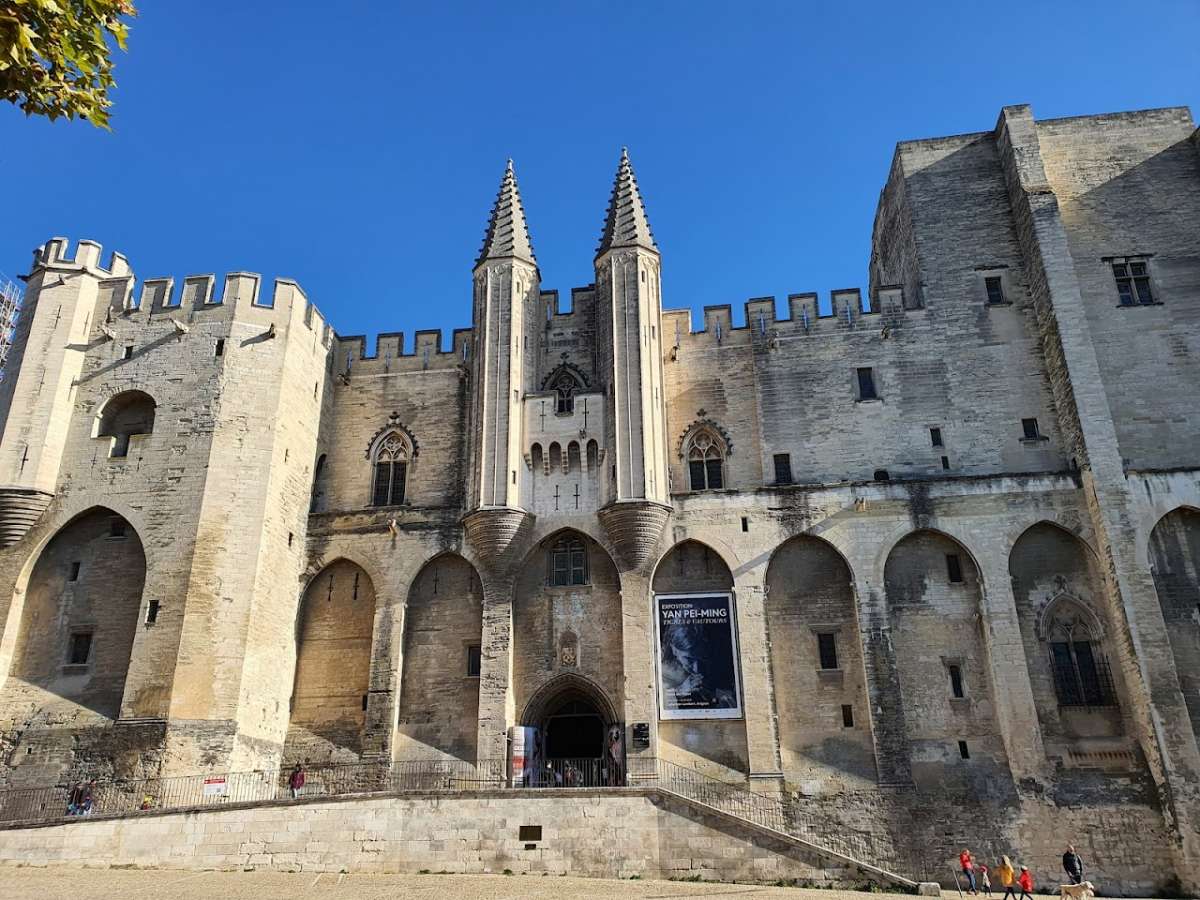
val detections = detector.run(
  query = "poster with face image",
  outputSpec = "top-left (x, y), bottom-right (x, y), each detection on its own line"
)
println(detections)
top-left (655, 592), bottom-right (742, 720)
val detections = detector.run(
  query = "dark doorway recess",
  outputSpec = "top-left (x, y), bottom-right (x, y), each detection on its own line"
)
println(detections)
top-left (544, 698), bottom-right (604, 759)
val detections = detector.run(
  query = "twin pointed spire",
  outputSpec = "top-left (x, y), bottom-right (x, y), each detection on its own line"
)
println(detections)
top-left (475, 159), bottom-right (537, 269)
top-left (596, 147), bottom-right (658, 259)
top-left (474, 149), bottom-right (657, 270)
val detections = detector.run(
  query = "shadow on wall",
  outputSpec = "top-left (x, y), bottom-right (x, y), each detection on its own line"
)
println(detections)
top-left (8, 507), bottom-right (147, 719)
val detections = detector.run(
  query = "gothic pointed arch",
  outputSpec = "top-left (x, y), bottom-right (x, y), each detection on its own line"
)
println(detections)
top-left (365, 414), bottom-right (417, 508)
top-left (677, 415), bottom-right (732, 491)
top-left (1149, 506), bottom-right (1200, 742)
top-left (542, 363), bottom-right (588, 414)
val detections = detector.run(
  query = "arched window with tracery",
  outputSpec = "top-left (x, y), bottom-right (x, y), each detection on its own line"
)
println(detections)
top-left (1043, 599), bottom-right (1115, 708)
top-left (685, 427), bottom-right (727, 491)
top-left (548, 534), bottom-right (588, 586)
top-left (370, 431), bottom-right (410, 507)
top-left (550, 369), bottom-right (582, 414)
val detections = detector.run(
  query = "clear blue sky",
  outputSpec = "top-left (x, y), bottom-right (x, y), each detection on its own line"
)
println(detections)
top-left (2, 2), bottom-right (1197, 343)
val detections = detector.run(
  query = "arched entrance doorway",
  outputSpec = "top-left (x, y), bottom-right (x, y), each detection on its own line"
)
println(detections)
top-left (520, 674), bottom-right (622, 786)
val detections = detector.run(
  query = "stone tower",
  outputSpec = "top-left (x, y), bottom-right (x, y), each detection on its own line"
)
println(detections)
top-left (594, 150), bottom-right (671, 569)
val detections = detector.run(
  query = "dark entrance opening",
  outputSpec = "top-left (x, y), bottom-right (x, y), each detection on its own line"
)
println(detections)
top-left (544, 698), bottom-right (604, 759)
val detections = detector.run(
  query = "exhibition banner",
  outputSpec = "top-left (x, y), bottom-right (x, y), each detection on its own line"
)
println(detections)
top-left (654, 592), bottom-right (742, 720)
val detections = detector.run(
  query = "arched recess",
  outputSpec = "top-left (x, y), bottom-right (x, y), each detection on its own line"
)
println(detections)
top-left (1009, 522), bottom-right (1129, 748)
top-left (513, 529), bottom-right (623, 760)
top-left (395, 553), bottom-right (482, 762)
top-left (1149, 507), bottom-right (1200, 742)
top-left (94, 390), bottom-right (156, 458)
top-left (765, 535), bottom-right (872, 786)
top-left (652, 540), bottom-right (747, 774)
top-left (884, 530), bottom-right (1006, 788)
top-left (10, 506), bottom-right (146, 718)
top-left (287, 559), bottom-right (376, 757)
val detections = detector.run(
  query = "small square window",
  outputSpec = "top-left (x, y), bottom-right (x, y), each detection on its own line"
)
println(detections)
top-left (984, 276), bottom-right (1005, 305)
top-left (518, 825), bottom-right (542, 842)
top-left (108, 518), bottom-right (127, 538)
top-left (841, 704), bottom-right (854, 728)
top-left (773, 453), bottom-right (793, 485)
top-left (68, 632), bottom-right (93, 666)
top-left (467, 645), bottom-right (482, 677)
top-left (1113, 260), bottom-right (1154, 306)
top-left (958, 740), bottom-right (970, 760)
top-left (68, 561), bottom-right (80, 582)
top-left (817, 632), bottom-right (839, 670)
top-left (948, 663), bottom-right (965, 699)
top-left (946, 554), bottom-right (963, 583)
top-left (929, 427), bottom-right (943, 448)
top-left (856, 367), bottom-right (878, 401)
top-left (1021, 418), bottom-right (1041, 441)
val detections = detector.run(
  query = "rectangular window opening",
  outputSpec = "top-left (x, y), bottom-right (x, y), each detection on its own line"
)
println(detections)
top-left (214, 339), bottom-right (225, 357)
top-left (467, 645), bottom-right (482, 677)
top-left (741, 516), bottom-right (749, 533)
top-left (122, 345), bottom-right (133, 360)
top-left (773, 453), bottom-right (793, 485)
top-left (984, 276), bottom-right (1005, 305)
top-left (856, 367), bottom-right (878, 401)
top-left (108, 518), bottom-right (127, 538)
top-left (518, 825), bottom-right (542, 842)
top-left (1112, 260), bottom-right (1154, 306)
top-left (1021, 418), bottom-right (1041, 441)
top-left (946, 554), bottom-right (963, 583)
top-left (817, 632), bottom-right (839, 671)
top-left (68, 632), bottom-right (93, 666)
top-left (941, 455), bottom-right (951, 470)
top-left (929, 427), bottom-right (943, 448)
top-left (841, 704), bottom-right (854, 728)
top-left (145, 597), bottom-right (160, 625)
top-left (68, 561), bottom-right (81, 582)
top-left (958, 740), bottom-right (970, 759)
top-left (949, 664), bottom-right (965, 699)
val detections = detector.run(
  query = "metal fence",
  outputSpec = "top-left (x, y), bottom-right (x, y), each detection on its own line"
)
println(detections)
top-left (0, 756), bottom-right (915, 881)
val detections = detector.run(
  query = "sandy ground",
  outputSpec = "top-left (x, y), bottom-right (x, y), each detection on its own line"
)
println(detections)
top-left (0, 869), bottom-right (1077, 900)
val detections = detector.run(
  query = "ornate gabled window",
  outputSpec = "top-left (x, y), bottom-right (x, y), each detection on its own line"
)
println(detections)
top-left (542, 364), bottom-right (586, 415)
top-left (549, 534), bottom-right (588, 586)
top-left (370, 430), bottom-right (411, 507)
top-left (685, 427), bottom-right (727, 491)
top-left (1040, 593), bottom-right (1116, 708)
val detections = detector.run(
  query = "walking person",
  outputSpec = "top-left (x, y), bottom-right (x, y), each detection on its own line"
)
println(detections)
top-left (979, 862), bottom-right (993, 897)
top-left (1062, 845), bottom-right (1084, 885)
top-left (1018, 865), bottom-right (1034, 900)
top-left (997, 856), bottom-right (1018, 900)
top-left (288, 763), bottom-right (305, 800)
top-left (960, 848), bottom-right (978, 895)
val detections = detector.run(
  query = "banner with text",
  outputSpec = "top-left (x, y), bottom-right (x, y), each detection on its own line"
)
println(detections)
top-left (655, 592), bottom-right (742, 720)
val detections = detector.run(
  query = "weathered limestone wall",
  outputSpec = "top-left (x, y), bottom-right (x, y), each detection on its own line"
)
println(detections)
top-left (0, 791), bottom-right (876, 886)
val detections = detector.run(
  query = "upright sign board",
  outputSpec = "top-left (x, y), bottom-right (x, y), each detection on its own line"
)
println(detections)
top-left (654, 591), bottom-right (742, 720)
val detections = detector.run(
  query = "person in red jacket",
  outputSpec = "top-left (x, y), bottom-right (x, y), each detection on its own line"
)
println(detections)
top-left (1018, 865), bottom-right (1034, 900)
top-left (288, 763), bottom-right (306, 800)
top-left (960, 849), bottom-right (978, 894)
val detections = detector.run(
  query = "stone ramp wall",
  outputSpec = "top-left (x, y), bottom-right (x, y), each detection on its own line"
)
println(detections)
top-left (0, 789), bottom-right (873, 886)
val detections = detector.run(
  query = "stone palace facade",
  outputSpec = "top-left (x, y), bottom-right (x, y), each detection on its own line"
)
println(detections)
top-left (0, 103), bottom-right (1198, 891)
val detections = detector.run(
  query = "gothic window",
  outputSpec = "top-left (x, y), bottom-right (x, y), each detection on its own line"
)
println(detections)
top-left (549, 535), bottom-right (587, 586)
top-left (1045, 602), bottom-right (1116, 708)
top-left (550, 370), bottom-right (582, 414)
top-left (686, 429), bottom-right (726, 491)
top-left (370, 431), bottom-right (410, 507)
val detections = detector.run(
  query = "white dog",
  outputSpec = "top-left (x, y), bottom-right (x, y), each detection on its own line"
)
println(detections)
top-left (1059, 881), bottom-right (1096, 900)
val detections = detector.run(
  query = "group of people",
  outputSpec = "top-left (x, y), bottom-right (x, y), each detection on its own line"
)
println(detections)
top-left (65, 780), bottom-right (95, 816)
top-left (958, 846), bottom-right (1086, 898)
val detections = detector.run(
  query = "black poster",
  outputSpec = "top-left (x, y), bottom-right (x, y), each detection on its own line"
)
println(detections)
top-left (655, 592), bottom-right (742, 720)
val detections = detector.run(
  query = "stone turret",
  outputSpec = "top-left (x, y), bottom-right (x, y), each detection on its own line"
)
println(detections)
top-left (594, 150), bottom-right (671, 569)
top-left (463, 161), bottom-right (538, 566)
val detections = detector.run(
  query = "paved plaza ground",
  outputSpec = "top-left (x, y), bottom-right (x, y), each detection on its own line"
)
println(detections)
top-left (0, 869), bottom-right (1075, 900)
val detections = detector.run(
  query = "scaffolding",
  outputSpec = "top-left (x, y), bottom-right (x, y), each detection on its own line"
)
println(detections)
top-left (0, 275), bottom-right (21, 377)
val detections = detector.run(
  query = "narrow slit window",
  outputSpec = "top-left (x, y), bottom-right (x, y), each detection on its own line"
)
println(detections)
top-left (145, 597), bottom-right (160, 625)
top-left (122, 345), bottom-right (133, 360)
top-left (941, 455), bottom-right (951, 470)
top-left (946, 554), bottom-right (964, 583)
top-left (841, 704), bottom-right (854, 728)
top-left (773, 453), bottom-right (793, 485)
top-left (817, 632), bottom-right (839, 670)
top-left (984, 276), bottom-right (1005, 305)
top-left (929, 427), bottom-right (943, 448)
top-left (1021, 418), bottom-right (1041, 441)
top-left (958, 740), bottom-right (970, 759)
top-left (214, 339), bottom-right (225, 357)
top-left (466, 644), bottom-right (482, 677)
top-left (948, 664), bottom-right (965, 699)
top-left (68, 561), bottom-right (80, 582)
top-left (856, 367), bottom-right (878, 401)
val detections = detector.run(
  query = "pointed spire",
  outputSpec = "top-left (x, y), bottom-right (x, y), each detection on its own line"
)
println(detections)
top-left (596, 147), bottom-right (658, 259)
top-left (475, 159), bottom-right (537, 269)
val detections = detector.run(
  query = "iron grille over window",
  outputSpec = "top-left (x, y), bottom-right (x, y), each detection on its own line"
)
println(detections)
top-left (371, 432), bottom-right (409, 507)
top-left (549, 536), bottom-right (587, 586)
top-left (1113, 260), bottom-right (1154, 306)
top-left (1046, 610), bottom-right (1117, 708)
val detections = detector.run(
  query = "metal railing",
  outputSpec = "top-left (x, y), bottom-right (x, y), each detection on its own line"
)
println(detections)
top-left (0, 756), bottom-right (913, 882)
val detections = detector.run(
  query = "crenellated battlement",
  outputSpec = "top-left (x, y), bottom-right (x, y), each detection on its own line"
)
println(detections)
top-left (661, 284), bottom-right (911, 349)
top-left (333, 327), bottom-right (473, 376)
top-left (30, 238), bottom-right (337, 350)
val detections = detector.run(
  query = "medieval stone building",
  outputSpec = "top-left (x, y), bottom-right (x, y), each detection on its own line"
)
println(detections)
top-left (0, 103), bottom-right (1198, 890)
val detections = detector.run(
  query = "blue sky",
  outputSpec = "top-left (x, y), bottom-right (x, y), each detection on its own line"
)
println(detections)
top-left (2, 2), bottom-right (1197, 343)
